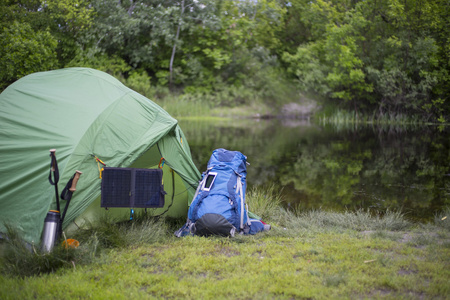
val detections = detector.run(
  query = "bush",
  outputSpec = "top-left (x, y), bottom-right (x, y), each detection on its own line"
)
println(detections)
top-left (246, 184), bottom-right (283, 221)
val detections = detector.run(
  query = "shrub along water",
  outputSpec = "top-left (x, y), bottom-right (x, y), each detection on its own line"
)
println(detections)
top-left (317, 109), bottom-right (430, 126)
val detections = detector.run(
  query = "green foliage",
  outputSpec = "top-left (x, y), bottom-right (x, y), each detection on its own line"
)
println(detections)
top-left (282, 0), bottom-right (449, 122)
top-left (323, 22), bottom-right (373, 102)
top-left (45, 0), bottom-right (94, 34)
top-left (279, 0), bottom-right (312, 52)
top-left (124, 69), bottom-right (153, 98)
top-left (0, 0), bottom-right (48, 29)
top-left (66, 49), bottom-right (131, 79)
top-left (0, 0), bottom-right (95, 90)
top-left (81, 0), bottom-right (222, 84)
top-left (65, 0), bottom-right (290, 108)
top-left (178, 0), bottom-right (287, 98)
top-left (184, 47), bottom-right (295, 108)
top-left (0, 0), bottom-right (448, 121)
top-left (366, 36), bottom-right (441, 115)
top-left (0, 22), bottom-right (58, 90)
top-left (44, 0), bottom-right (95, 64)
top-left (283, 42), bottom-right (330, 95)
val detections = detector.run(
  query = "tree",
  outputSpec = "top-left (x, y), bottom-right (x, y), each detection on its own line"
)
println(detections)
top-left (0, 0), bottom-right (94, 90)
top-left (76, 0), bottom-right (220, 87)
top-left (43, 0), bottom-right (95, 64)
top-left (0, 22), bottom-right (58, 89)
top-left (0, 0), bottom-right (57, 90)
top-left (169, 0), bottom-right (186, 87)
top-left (323, 14), bottom-right (373, 111)
top-left (282, 0), bottom-right (449, 121)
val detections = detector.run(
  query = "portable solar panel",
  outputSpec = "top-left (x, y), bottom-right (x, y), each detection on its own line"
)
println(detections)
top-left (101, 167), bottom-right (166, 208)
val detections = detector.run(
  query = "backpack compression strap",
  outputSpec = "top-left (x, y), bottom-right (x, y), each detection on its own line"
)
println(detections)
top-left (236, 175), bottom-right (250, 230)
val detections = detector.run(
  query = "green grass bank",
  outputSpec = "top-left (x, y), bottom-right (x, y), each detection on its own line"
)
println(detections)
top-left (1, 186), bottom-right (449, 299)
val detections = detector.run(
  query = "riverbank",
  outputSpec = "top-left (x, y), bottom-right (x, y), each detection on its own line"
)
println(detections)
top-left (155, 93), bottom-right (449, 128)
top-left (152, 89), bottom-right (320, 120)
top-left (1, 201), bottom-right (449, 299)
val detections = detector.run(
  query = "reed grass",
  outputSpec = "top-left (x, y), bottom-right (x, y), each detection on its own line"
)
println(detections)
top-left (246, 184), bottom-right (283, 220)
top-left (154, 93), bottom-right (273, 119)
top-left (318, 109), bottom-right (430, 127)
top-left (156, 94), bottom-right (212, 118)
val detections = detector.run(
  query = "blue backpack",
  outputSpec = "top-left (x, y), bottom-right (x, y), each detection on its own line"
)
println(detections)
top-left (175, 148), bottom-right (268, 237)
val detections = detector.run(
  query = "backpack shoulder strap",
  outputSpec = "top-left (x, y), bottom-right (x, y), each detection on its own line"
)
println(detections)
top-left (191, 169), bottom-right (211, 204)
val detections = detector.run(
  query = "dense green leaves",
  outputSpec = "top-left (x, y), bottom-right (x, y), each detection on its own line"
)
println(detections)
top-left (0, 22), bottom-right (58, 90)
top-left (282, 0), bottom-right (449, 121)
top-left (0, 0), bottom-right (94, 88)
top-left (0, 0), bottom-right (448, 121)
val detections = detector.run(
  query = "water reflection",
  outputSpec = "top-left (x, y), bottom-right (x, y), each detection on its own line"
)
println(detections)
top-left (179, 119), bottom-right (450, 222)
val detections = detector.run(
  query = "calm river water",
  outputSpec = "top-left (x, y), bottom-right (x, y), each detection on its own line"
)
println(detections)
top-left (179, 119), bottom-right (450, 222)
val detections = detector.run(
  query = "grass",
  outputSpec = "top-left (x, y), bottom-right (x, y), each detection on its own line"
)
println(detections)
top-left (155, 93), bottom-right (275, 119)
top-left (157, 94), bottom-right (213, 118)
top-left (210, 102), bottom-right (275, 118)
top-left (246, 184), bottom-right (283, 220)
top-left (1, 198), bottom-right (449, 299)
top-left (317, 109), bottom-right (434, 127)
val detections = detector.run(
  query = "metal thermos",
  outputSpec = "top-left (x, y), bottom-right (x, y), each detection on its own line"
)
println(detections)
top-left (41, 210), bottom-right (61, 252)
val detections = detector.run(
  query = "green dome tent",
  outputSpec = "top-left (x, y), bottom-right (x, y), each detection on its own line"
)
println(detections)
top-left (0, 68), bottom-right (201, 245)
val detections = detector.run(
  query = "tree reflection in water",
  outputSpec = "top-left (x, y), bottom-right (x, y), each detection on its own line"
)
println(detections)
top-left (180, 119), bottom-right (450, 222)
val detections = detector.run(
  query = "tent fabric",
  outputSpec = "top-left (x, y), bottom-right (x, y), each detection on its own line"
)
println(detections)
top-left (0, 67), bottom-right (201, 245)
